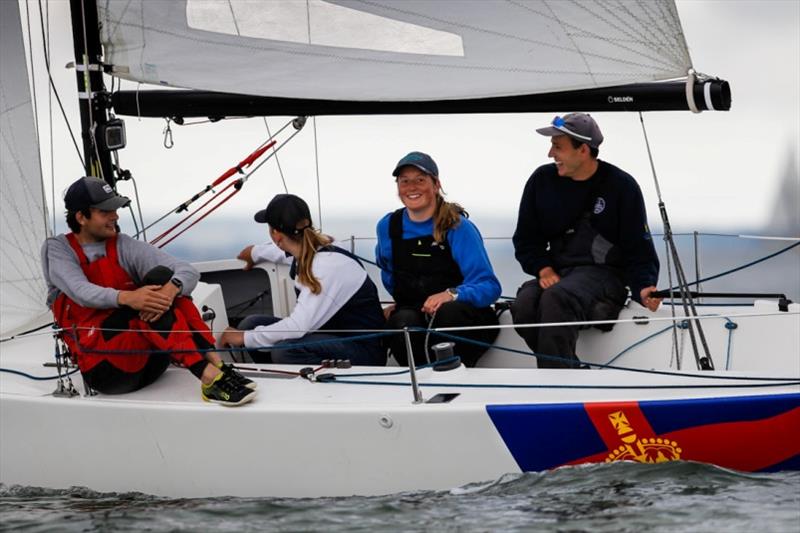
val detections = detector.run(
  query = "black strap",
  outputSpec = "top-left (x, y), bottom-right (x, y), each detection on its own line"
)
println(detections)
top-left (388, 208), bottom-right (404, 241)
top-left (289, 245), bottom-right (364, 280)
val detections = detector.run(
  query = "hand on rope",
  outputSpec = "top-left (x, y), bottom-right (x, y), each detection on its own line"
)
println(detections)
top-left (422, 291), bottom-right (455, 314)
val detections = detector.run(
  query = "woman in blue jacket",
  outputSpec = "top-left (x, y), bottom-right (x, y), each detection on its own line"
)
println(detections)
top-left (376, 152), bottom-right (501, 367)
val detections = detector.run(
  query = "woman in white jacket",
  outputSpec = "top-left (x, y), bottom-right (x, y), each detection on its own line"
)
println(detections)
top-left (219, 194), bottom-right (386, 365)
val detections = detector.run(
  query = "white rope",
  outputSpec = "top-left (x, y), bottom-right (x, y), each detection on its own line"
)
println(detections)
top-left (263, 118), bottom-right (289, 194)
top-left (738, 234), bottom-right (800, 242)
top-left (430, 310), bottom-right (800, 333)
top-left (312, 116), bottom-right (322, 230)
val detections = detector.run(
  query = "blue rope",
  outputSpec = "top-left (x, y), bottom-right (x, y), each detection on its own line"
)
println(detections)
top-left (665, 240), bottom-right (800, 291)
top-left (66, 330), bottom-right (393, 356)
top-left (0, 367), bottom-right (80, 381)
top-left (604, 325), bottom-right (673, 366)
top-left (494, 240), bottom-right (798, 305)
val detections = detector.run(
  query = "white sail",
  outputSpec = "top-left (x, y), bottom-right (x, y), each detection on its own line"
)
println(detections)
top-left (99, 0), bottom-right (692, 100)
top-left (0, 0), bottom-right (49, 335)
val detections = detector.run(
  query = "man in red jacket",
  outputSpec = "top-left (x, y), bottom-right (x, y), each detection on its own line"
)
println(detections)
top-left (42, 176), bottom-right (256, 405)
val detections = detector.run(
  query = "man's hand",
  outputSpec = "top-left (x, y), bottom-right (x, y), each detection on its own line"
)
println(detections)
top-left (138, 282), bottom-right (181, 322)
top-left (640, 286), bottom-right (662, 312)
top-left (237, 245), bottom-right (256, 271)
top-left (382, 303), bottom-right (396, 321)
top-left (538, 266), bottom-right (561, 289)
top-left (422, 290), bottom-right (455, 314)
top-left (219, 327), bottom-right (245, 348)
top-left (119, 285), bottom-right (171, 316)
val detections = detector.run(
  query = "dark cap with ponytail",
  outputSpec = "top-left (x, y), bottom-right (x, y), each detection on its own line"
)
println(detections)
top-left (254, 194), bottom-right (312, 235)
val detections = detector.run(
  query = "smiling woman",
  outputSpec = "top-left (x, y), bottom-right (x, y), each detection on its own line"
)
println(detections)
top-left (375, 151), bottom-right (502, 367)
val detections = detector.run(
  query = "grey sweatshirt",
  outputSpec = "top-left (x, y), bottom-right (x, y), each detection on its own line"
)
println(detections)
top-left (41, 233), bottom-right (200, 308)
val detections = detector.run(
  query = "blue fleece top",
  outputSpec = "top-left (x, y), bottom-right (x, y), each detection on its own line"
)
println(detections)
top-left (375, 210), bottom-right (501, 308)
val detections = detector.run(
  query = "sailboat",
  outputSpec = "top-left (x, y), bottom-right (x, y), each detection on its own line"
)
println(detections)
top-left (1, 0), bottom-right (798, 498)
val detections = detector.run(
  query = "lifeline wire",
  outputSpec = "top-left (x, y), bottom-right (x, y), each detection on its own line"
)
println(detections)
top-left (263, 117), bottom-right (289, 193)
top-left (6, 308), bottom-right (796, 341)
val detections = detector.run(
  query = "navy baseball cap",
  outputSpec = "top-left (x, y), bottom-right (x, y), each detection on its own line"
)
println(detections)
top-left (254, 194), bottom-right (312, 235)
top-left (392, 151), bottom-right (438, 177)
top-left (64, 176), bottom-right (131, 211)
top-left (536, 113), bottom-right (604, 148)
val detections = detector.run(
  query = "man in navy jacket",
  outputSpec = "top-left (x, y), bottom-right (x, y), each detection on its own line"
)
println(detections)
top-left (512, 113), bottom-right (661, 368)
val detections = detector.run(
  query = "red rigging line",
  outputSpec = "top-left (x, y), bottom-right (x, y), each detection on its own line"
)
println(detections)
top-left (210, 141), bottom-right (274, 188)
top-left (149, 139), bottom-right (277, 247)
top-left (155, 180), bottom-right (242, 248)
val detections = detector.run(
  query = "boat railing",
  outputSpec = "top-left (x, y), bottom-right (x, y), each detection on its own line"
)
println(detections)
top-left (341, 231), bottom-right (800, 304)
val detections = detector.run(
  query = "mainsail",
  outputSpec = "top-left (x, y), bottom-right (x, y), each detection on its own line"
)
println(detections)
top-left (100, 0), bottom-right (693, 101)
top-left (0, 0), bottom-right (49, 335)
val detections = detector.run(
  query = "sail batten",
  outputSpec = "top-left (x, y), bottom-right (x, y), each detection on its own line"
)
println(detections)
top-left (99, 0), bottom-right (693, 102)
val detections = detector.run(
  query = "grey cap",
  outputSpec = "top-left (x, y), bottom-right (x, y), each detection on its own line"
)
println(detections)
top-left (64, 176), bottom-right (131, 211)
top-left (536, 113), bottom-right (604, 148)
top-left (392, 151), bottom-right (438, 177)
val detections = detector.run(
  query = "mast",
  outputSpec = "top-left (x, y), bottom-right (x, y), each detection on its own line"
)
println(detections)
top-left (69, 0), bottom-right (114, 184)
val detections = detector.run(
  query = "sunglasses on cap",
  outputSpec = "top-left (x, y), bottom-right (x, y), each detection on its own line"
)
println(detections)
top-left (550, 115), bottom-right (593, 142)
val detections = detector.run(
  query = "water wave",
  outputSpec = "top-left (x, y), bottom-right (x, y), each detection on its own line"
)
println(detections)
top-left (2, 462), bottom-right (798, 532)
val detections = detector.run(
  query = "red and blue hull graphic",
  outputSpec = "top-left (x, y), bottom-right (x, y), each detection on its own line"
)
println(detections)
top-left (487, 393), bottom-right (800, 473)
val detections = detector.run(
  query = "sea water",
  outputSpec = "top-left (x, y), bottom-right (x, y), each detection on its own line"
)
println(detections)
top-left (2, 463), bottom-right (798, 532)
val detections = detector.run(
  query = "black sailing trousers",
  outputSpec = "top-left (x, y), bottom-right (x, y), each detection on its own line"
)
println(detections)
top-left (510, 266), bottom-right (627, 368)
top-left (386, 301), bottom-right (498, 367)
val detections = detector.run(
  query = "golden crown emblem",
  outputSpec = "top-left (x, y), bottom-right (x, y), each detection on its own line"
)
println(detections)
top-left (604, 410), bottom-right (682, 464)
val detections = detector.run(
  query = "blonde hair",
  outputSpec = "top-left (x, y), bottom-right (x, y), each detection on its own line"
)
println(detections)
top-left (288, 220), bottom-right (332, 295)
top-left (431, 183), bottom-right (466, 243)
